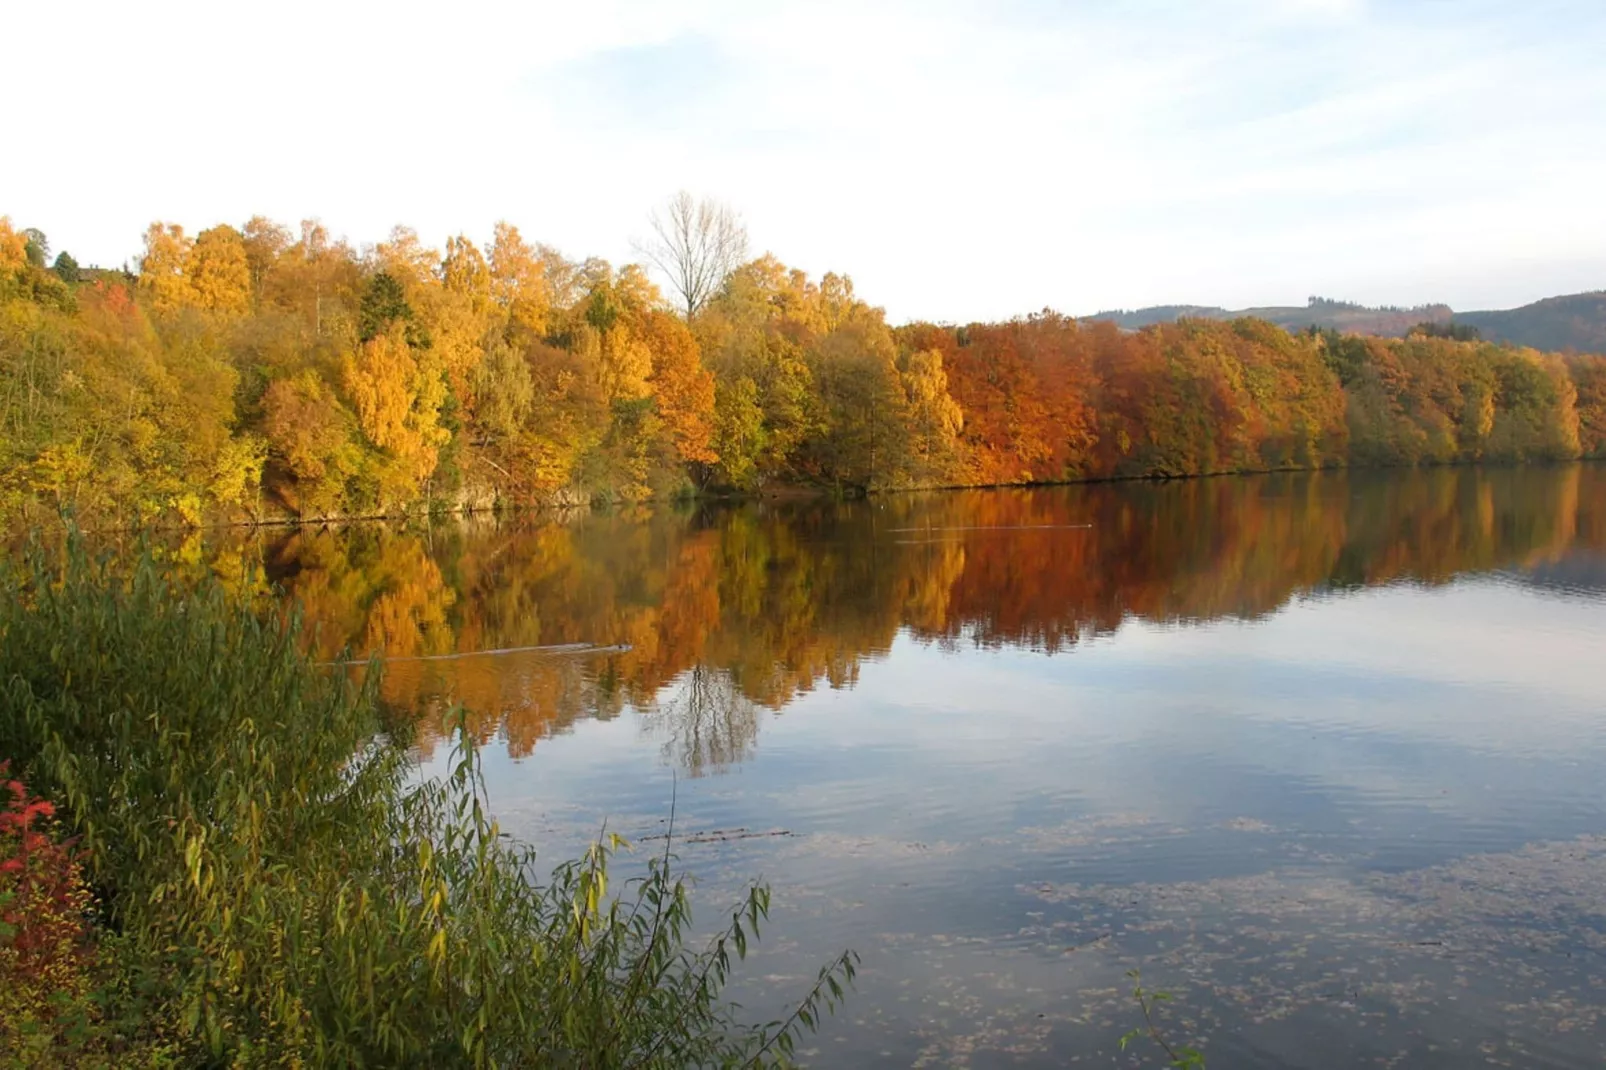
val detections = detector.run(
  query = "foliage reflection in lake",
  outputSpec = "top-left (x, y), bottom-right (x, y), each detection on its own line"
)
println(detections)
top-left (190, 465), bottom-right (1606, 772)
top-left (177, 464), bottom-right (1606, 1065)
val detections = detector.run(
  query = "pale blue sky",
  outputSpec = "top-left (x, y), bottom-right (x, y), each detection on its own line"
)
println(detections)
top-left (9, 0), bottom-right (1606, 321)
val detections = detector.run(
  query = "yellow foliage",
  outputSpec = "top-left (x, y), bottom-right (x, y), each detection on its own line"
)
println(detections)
top-left (342, 326), bottom-right (447, 499)
top-left (27, 442), bottom-right (95, 505)
top-left (210, 434), bottom-right (268, 509)
top-left (137, 222), bottom-right (195, 313)
top-left (188, 225), bottom-right (253, 314)
top-left (902, 348), bottom-right (964, 477)
top-left (4, 211), bottom-right (1599, 524)
top-left (263, 373), bottom-right (352, 484)
top-left (0, 217), bottom-right (27, 274)
top-left (599, 327), bottom-right (654, 404)
top-left (429, 236), bottom-right (498, 400)
top-left (242, 216), bottom-right (292, 297)
top-left (374, 226), bottom-right (438, 296)
top-left (262, 374), bottom-right (366, 516)
top-left (260, 220), bottom-right (362, 334)
top-left (345, 329), bottom-right (421, 454)
top-left (489, 222), bottom-right (553, 340)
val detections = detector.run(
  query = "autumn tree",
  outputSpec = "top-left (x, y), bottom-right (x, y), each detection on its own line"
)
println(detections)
top-left (136, 223), bottom-right (194, 313)
top-left (938, 319), bottom-right (1058, 483)
top-left (488, 222), bottom-right (552, 343)
top-left (697, 256), bottom-right (824, 484)
top-left (1569, 355), bottom-right (1606, 457)
top-left (258, 220), bottom-right (362, 340)
top-left (342, 323), bottom-right (447, 504)
top-left (188, 225), bottom-right (253, 314)
top-left (900, 348), bottom-right (964, 484)
top-left (241, 216), bottom-right (292, 304)
top-left (712, 377), bottom-right (764, 490)
top-left (578, 270), bottom-right (654, 405)
top-left (803, 311), bottom-right (910, 490)
top-left (1, 210), bottom-right (1599, 526)
top-left (434, 234), bottom-right (498, 400)
top-left (471, 340), bottom-right (533, 442)
top-left (639, 308), bottom-right (718, 467)
top-left (262, 372), bottom-right (360, 514)
top-left (0, 219), bottom-right (28, 276)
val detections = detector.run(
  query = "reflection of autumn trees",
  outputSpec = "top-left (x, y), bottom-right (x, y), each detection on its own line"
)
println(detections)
top-left (232, 466), bottom-right (1606, 771)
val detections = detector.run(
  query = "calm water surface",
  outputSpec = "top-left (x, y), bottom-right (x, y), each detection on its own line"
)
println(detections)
top-left (245, 466), bottom-right (1606, 1067)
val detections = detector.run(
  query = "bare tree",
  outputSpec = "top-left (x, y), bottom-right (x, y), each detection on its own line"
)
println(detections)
top-left (635, 192), bottom-right (748, 319)
top-left (648, 665), bottom-right (759, 777)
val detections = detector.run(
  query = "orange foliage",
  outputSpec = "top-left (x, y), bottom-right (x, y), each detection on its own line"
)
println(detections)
top-left (640, 309), bottom-right (718, 466)
top-left (1, 211), bottom-right (1601, 526)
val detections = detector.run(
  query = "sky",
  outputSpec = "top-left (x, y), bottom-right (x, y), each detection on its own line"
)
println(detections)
top-left (8, 0), bottom-right (1606, 322)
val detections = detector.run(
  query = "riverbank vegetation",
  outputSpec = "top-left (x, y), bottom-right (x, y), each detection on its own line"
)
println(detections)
top-left (0, 538), bottom-right (855, 1066)
top-left (3, 209), bottom-right (1604, 528)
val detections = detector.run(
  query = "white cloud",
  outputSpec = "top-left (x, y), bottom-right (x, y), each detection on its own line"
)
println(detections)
top-left (8, 0), bottom-right (1605, 319)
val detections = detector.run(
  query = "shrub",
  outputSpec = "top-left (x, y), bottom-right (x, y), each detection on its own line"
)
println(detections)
top-left (0, 536), bottom-right (854, 1066)
top-left (0, 763), bottom-right (99, 1061)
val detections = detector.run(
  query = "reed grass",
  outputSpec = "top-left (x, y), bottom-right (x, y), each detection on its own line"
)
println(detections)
top-left (0, 535), bottom-right (854, 1067)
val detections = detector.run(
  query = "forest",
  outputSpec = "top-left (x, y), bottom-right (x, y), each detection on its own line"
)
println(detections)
top-left (4, 207), bottom-right (1605, 527)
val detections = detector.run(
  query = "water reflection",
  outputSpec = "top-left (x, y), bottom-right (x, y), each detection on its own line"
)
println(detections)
top-left (206, 465), bottom-right (1606, 773)
top-left (182, 465), bottom-right (1606, 1065)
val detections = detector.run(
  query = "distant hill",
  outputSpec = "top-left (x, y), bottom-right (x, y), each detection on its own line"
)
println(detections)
top-left (1084, 291), bottom-right (1606, 354)
top-left (1454, 292), bottom-right (1606, 354)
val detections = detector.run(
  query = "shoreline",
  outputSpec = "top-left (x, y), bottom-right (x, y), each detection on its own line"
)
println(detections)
top-left (23, 455), bottom-right (1602, 536)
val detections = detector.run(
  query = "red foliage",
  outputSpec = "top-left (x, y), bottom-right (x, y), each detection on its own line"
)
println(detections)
top-left (89, 279), bottom-right (137, 319)
top-left (0, 761), bottom-right (97, 1001)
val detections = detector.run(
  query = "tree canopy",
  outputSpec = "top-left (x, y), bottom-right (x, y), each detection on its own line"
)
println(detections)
top-left (0, 211), bottom-right (1601, 528)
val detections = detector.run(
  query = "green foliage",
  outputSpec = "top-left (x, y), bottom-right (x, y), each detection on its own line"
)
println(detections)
top-left (52, 252), bottom-right (80, 284)
top-left (1117, 970), bottom-right (1206, 1069)
top-left (712, 376), bottom-right (765, 490)
top-left (1409, 320), bottom-right (1481, 342)
top-left (0, 536), bottom-right (856, 1066)
top-left (587, 395), bottom-right (665, 500)
top-left (358, 270), bottom-right (424, 346)
top-left (22, 229), bottom-right (48, 269)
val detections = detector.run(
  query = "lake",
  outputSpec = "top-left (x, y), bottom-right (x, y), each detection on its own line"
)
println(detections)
top-left (237, 465), bottom-right (1606, 1067)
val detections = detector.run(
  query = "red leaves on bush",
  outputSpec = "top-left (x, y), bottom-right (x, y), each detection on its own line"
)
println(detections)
top-left (0, 761), bottom-right (97, 1003)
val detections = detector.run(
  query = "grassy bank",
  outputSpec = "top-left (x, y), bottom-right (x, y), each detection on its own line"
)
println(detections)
top-left (0, 536), bottom-right (854, 1067)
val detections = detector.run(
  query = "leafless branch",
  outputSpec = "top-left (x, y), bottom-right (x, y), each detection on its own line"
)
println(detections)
top-left (634, 191), bottom-right (748, 319)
